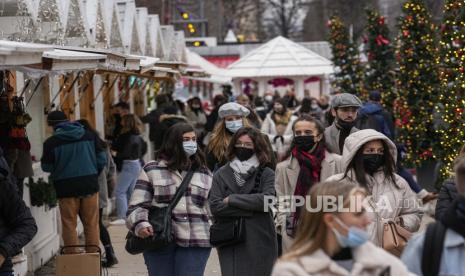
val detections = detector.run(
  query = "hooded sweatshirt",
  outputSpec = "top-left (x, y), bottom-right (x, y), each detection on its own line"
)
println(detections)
top-left (325, 129), bottom-right (421, 246)
top-left (41, 122), bottom-right (106, 198)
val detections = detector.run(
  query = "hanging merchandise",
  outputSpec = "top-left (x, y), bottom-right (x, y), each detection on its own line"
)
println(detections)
top-left (9, 96), bottom-right (32, 151)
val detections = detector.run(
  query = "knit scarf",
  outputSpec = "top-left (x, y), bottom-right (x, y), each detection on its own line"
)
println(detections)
top-left (286, 143), bottom-right (326, 237)
top-left (440, 196), bottom-right (465, 238)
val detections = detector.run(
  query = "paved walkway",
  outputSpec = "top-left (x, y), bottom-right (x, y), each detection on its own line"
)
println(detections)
top-left (105, 225), bottom-right (221, 276)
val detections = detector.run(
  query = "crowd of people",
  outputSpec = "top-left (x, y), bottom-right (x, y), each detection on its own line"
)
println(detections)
top-left (2, 88), bottom-right (465, 276)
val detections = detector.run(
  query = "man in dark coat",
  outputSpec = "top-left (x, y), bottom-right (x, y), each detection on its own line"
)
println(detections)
top-left (0, 174), bottom-right (37, 275)
top-left (356, 91), bottom-right (395, 140)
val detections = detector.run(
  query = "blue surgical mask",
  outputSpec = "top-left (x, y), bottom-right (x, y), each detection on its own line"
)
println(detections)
top-left (183, 141), bottom-right (197, 157)
top-left (331, 217), bottom-right (369, 248)
top-left (225, 119), bottom-right (243, 133)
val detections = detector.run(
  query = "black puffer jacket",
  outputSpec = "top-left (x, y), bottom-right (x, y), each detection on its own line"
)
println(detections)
top-left (112, 131), bottom-right (147, 171)
top-left (435, 179), bottom-right (458, 220)
top-left (0, 177), bottom-right (37, 272)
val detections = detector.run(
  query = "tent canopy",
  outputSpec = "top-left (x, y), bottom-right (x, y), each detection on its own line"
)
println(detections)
top-left (226, 36), bottom-right (333, 79)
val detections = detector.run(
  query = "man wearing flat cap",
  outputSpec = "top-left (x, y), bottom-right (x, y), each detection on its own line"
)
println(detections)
top-left (324, 93), bottom-right (362, 154)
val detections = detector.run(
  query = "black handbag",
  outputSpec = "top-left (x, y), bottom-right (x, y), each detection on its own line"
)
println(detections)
top-left (125, 169), bottom-right (194, 255)
top-left (209, 166), bottom-right (264, 248)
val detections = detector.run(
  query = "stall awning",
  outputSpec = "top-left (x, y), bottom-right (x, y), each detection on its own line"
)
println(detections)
top-left (41, 49), bottom-right (107, 71)
top-left (0, 40), bottom-right (53, 66)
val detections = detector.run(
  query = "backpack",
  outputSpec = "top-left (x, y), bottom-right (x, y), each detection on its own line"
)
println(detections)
top-left (421, 222), bottom-right (447, 276)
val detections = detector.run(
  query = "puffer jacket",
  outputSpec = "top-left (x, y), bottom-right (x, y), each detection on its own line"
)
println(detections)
top-left (272, 241), bottom-right (414, 276)
top-left (435, 178), bottom-right (458, 220)
top-left (0, 177), bottom-right (37, 272)
top-left (326, 129), bottom-right (421, 246)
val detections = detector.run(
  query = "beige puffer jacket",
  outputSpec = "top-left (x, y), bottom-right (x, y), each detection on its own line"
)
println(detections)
top-left (325, 129), bottom-right (421, 246)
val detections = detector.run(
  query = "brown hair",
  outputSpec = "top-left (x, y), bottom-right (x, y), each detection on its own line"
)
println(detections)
top-left (226, 127), bottom-right (272, 166)
top-left (207, 117), bottom-right (251, 163)
top-left (281, 181), bottom-right (365, 261)
top-left (121, 114), bottom-right (143, 134)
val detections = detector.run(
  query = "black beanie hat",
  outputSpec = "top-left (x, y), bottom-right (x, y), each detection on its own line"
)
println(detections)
top-left (47, 110), bottom-right (68, 127)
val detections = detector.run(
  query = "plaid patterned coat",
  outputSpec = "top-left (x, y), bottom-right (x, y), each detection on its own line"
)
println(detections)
top-left (127, 160), bottom-right (213, 247)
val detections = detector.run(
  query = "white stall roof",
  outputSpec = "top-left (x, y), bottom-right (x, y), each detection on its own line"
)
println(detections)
top-left (0, 40), bottom-right (52, 65)
top-left (41, 49), bottom-right (107, 71)
top-left (226, 36), bottom-right (333, 79)
top-left (186, 49), bottom-right (231, 84)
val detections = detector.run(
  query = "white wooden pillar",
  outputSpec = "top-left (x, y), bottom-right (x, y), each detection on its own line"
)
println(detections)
top-left (50, 75), bottom-right (61, 110)
top-left (294, 77), bottom-right (305, 100)
top-left (94, 75), bottom-right (105, 135)
top-left (258, 78), bottom-right (267, 97)
top-left (232, 79), bottom-right (242, 96)
top-left (73, 80), bottom-right (80, 119)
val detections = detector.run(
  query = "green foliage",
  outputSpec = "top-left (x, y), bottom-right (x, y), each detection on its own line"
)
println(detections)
top-left (28, 177), bottom-right (57, 208)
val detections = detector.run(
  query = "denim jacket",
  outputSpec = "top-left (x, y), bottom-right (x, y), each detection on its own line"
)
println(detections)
top-left (401, 228), bottom-right (465, 275)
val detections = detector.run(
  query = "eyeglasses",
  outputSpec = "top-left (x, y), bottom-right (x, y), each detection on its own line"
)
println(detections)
top-left (235, 143), bottom-right (254, 149)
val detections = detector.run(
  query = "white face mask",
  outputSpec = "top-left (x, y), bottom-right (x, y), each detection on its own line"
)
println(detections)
top-left (182, 141), bottom-right (197, 156)
top-left (225, 119), bottom-right (243, 133)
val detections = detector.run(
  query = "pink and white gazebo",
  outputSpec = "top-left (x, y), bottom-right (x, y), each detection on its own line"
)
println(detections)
top-left (226, 36), bottom-right (333, 99)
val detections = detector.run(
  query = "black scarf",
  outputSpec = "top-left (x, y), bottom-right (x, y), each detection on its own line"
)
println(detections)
top-left (440, 196), bottom-right (465, 238)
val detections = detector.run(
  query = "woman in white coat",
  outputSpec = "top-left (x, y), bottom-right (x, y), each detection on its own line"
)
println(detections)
top-left (272, 181), bottom-right (415, 276)
top-left (326, 129), bottom-right (421, 246)
top-left (275, 115), bottom-right (341, 253)
top-left (261, 98), bottom-right (297, 160)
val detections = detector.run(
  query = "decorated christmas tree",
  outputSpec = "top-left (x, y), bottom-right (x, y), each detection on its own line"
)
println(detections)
top-left (363, 8), bottom-right (396, 112)
top-left (395, 0), bottom-right (440, 167)
top-left (327, 15), bottom-right (364, 95)
top-left (436, 0), bottom-right (465, 182)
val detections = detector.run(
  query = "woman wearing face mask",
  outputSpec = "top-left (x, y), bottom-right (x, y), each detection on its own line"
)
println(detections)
top-left (294, 97), bottom-right (323, 120)
top-left (272, 181), bottom-right (414, 276)
top-left (261, 98), bottom-right (297, 161)
top-left (326, 129), bottom-right (421, 246)
top-left (275, 115), bottom-right (341, 253)
top-left (127, 123), bottom-right (212, 276)
top-left (209, 126), bottom-right (278, 276)
top-left (184, 96), bottom-right (207, 140)
top-left (205, 102), bottom-right (252, 172)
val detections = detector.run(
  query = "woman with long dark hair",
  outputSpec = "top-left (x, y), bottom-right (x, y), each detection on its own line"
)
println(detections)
top-left (275, 114), bottom-right (341, 253)
top-left (209, 126), bottom-right (278, 276)
top-left (326, 129), bottom-right (421, 246)
top-left (127, 123), bottom-right (212, 276)
top-left (111, 114), bottom-right (147, 225)
top-left (76, 119), bottom-right (118, 267)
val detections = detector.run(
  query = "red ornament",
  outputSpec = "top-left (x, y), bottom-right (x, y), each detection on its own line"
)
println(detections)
top-left (378, 16), bottom-right (385, 25)
top-left (326, 20), bottom-right (332, 27)
top-left (406, 15), bottom-right (413, 21)
top-left (375, 35), bottom-right (390, 46)
top-left (403, 30), bottom-right (410, 37)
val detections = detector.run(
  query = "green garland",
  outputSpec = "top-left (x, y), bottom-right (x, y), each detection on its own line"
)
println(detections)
top-left (27, 177), bottom-right (57, 208)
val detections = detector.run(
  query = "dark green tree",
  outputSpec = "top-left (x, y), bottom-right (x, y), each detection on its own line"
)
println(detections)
top-left (395, 0), bottom-right (440, 167)
top-left (363, 8), bottom-right (396, 111)
top-left (327, 15), bottom-right (364, 95)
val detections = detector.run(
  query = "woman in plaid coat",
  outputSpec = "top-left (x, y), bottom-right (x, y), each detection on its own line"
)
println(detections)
top-left (127, 123), bottom-right (213, 276)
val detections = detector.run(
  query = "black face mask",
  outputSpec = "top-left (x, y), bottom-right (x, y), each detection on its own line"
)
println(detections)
top-left (337, 119), bottom-right (355, 130)
top-left (235, 147), bottom-right (255, 161)
top-left (319, 103), bottom-right (329, 110)
top-left (362, 154), bottom-right (385, 173)
top-left (293, 135), bottom-right (316, 152)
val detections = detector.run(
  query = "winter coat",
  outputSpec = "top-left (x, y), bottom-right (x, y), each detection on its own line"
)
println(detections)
top-left (261, 113), bottom-right (297, 156)
top-left (435, 178), bottom-right (458, 220)
top-left (153, 114), bottom-right (187, 151)
top-left (41, 122), bottom-right (107, 198)
top-left (275, 151), bottom-right (342, 252)
top-left (0, 177), bottom-right (37, 273)
top-left (127, 160), bottom-right (212, 247)
top-left (272, 241), bottom-right (414, 276)
top-left (209, 164), bottom-right (278, 276)
top-left (184, 107), bottom-right (207, 137)
top-left (356, 102), bottom-right (395, 140)
top-left (98, 148), bottom-right (116, 209)
top-left (0, 147), bottom-right (15, 188)
top-left (324, 123), bottom-right (358, 155)
top-left (112, 130), bottom-right (147, 171)
top-left (326, 129), bottom-right (421, 246)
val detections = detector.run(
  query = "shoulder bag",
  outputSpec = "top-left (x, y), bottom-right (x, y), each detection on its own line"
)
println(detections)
top-left (209, 166), bottom-right (264, 248)
top-left (125, 169), bottom-right (195, 255)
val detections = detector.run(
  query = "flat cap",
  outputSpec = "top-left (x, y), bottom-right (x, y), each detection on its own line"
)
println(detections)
top-left (218, 102), bottom-right (250, 119)
top-left (331, 93), bottom-right (362, 108)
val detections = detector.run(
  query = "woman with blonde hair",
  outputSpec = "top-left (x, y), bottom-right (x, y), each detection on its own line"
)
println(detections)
top-left (205, 102), bottom-right (252, 171)
top-left (111, 114), bottom-right (147, 225)
top-left (272, 181), bottom-right (414, 276)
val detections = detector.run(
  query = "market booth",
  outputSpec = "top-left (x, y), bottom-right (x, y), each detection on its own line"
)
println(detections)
top-left (226, 36), bottom-right (334, 99)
